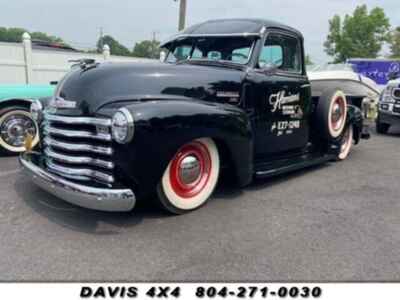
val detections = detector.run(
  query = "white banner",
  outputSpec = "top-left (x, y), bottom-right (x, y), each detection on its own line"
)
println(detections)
top-left (0, 283), bottom-right (399, 300)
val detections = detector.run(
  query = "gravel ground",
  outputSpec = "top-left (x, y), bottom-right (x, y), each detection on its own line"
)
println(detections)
top-left (0, 127), bottom-right (400, 281)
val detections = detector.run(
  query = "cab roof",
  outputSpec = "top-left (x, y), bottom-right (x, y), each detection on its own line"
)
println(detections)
top-left (161, 18), bottom-right (303, 47)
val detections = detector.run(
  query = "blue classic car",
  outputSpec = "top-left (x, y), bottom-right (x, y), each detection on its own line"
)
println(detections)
top-left (0, 84), bottom-right (55, 154)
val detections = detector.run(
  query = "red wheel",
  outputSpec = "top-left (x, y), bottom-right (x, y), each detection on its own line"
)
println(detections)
top-left (157, 138), bottom-right (220, 214)
top-left (329, 93), bottom-right (347, 138)
top-left (317, 89), bottom-right (348, 140)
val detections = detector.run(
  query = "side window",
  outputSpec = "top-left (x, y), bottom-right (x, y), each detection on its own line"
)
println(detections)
top-left (166, 45), bottom-right (192, 62)
top-left (259, 33), bottom-right (302, 73)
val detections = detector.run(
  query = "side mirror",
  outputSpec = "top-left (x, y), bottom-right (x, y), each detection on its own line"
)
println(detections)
top-left (260, 62), bottom-right (279, 75)
top-left (159, 51), bottom-right (166, 62)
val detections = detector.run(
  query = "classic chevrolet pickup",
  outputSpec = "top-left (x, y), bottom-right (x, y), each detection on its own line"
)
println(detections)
top-left (20, 19), bottom-right (369, 214)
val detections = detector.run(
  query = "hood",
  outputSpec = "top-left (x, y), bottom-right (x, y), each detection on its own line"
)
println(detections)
top-left (308, 70), bottom-right (380, 94)
top-left (54, 61), bottom-right (246, 115)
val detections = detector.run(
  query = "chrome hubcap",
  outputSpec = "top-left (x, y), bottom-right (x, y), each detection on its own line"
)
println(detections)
top-left (332, 103), bottom-right (341, 122)
top-left (0, 114), bottom-right (36, 147)
top-left (179, 155), bottom-right (201, 185)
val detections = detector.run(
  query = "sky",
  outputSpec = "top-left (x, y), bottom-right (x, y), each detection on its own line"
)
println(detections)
top-left (1, 0), bottom-right (399, 64)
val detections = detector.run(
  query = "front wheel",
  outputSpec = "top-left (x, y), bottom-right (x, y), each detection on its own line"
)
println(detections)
top-left (157, 138), bottom-right (220, 214)
top-left (0, 106), bottom-right (39, 155)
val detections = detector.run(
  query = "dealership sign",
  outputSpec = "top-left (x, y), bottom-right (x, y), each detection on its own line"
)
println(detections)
top-left (348, 59), bottom-right (400, 86)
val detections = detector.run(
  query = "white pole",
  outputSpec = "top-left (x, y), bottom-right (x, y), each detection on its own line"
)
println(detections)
top-left (22, 32), bottom-right (33, 84)
top-left (103, 44), bottom-right (110, 61)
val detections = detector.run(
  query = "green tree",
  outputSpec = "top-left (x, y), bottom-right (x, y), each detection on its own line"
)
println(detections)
top-left (97, 35), bottom-right (131, 56)
top-left (132, 40), bottom-right (161, 59)
top-left (0, 27), bottom-right (67, 44)
top-left (390, 27), bottom-right (400, 58)
top-left (324, 5), bottom-right (391, 63)
top-left (30, 31), bottom-right (64, 43)
top-left (0, 27), bottom-right (27, 42)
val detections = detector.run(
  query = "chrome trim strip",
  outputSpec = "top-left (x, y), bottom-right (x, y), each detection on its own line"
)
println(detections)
top-left (46, 159), bottom-right (114, 183)
top-left (43, 137), bottom-right (113, 155)
top-left (44, 125), bottom-right (112, 141)
top-left (45, 113), bottom-right (111, 127)
top-left (45, 148), bottom-right (114, 169)
top-left (20, 153), bottom-right (135, 212)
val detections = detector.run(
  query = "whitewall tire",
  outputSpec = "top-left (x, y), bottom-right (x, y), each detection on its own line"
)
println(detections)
top-left (337, 126), bottom-right (353, 161)
top-left (157, 138), bottom-right (220, 214)
top-left (317, 88), bottom-right (348, 141)
top-left (0, 108), bottom-right (39, 154)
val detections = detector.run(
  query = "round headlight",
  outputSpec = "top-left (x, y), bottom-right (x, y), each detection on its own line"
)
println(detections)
top-left (111, 108), bottom-right (134, 144)
top-left (30, 100), bottom-right (43, 122)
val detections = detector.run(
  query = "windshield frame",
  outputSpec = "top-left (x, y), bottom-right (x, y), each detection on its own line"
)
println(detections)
top-left (165, 35), bottom-right (258, 67)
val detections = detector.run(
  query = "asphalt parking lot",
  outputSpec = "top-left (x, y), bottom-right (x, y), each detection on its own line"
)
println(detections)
top-left (1, 127), bottom-right (400, 282)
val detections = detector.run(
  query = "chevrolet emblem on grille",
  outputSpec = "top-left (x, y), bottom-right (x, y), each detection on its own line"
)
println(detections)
top-left (49, 97), bottom-right (77, 109)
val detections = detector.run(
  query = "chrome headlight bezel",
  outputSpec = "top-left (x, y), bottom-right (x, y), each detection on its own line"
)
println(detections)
top-left (111, 108), bottom-right (134, 144)
top-left (30, 99), bottom-right (43, 122)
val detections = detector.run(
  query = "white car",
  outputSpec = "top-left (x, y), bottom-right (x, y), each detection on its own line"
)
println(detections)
top-left (309, 64), bottom-right (380, 118)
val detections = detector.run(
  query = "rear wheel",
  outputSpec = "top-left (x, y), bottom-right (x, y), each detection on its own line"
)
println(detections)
top-left (0, 106), bottom-right (38, 155)
top-left (337, 126), bottom-right (353, 161)
top-left (157, 138), bottom-right (220, 214)
top-left (317, 89), bottom-right (348, 141)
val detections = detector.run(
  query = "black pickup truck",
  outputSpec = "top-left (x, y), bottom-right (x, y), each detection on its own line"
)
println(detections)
top-left (22, 19), bottom-right (368, 214)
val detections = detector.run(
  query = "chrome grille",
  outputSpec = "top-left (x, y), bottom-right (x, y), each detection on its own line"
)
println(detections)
top-left (42, 112), bottom-right (114, 186)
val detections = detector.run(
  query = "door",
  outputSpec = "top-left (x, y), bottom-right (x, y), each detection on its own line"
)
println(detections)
top-left (252, 31), bottom-right (311, 159)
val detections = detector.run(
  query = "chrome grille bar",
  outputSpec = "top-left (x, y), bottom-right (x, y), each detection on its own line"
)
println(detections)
top-left (44, 124), bottom-right (112, 141)
top-left (42, 113), bottom-right (114, 186)
top-left (45, 148), bottom-right (114, 169)
top-left (46, 159), bottom-right (114, 184)
top-left (43, 137), bottom-right (113, 155)
top-left (45, 113), bottom-right (111, 126)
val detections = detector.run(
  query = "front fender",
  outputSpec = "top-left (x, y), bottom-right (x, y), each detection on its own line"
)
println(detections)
top-left (106, 99), bottom-right (253, 198)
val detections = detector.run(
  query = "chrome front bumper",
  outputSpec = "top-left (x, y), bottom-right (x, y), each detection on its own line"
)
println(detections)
top-left (19, 152), bottom-right (136, 212)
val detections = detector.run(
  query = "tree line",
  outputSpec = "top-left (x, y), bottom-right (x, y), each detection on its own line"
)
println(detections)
top-left (0, 26), bottom-right (161, 58)
top-left (1, 4), bottom-right (399, 61)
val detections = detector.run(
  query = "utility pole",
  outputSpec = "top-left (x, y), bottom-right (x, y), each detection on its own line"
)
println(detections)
top-left (174, 0), bottom-right (187, 31)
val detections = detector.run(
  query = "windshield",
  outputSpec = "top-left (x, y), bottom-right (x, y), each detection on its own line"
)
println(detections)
top-left (166, 36), bottom-right (255, 65)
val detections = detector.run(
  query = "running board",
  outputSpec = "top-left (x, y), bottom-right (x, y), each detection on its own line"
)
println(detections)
top-left (255, 154), bottom-right (335, 179)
